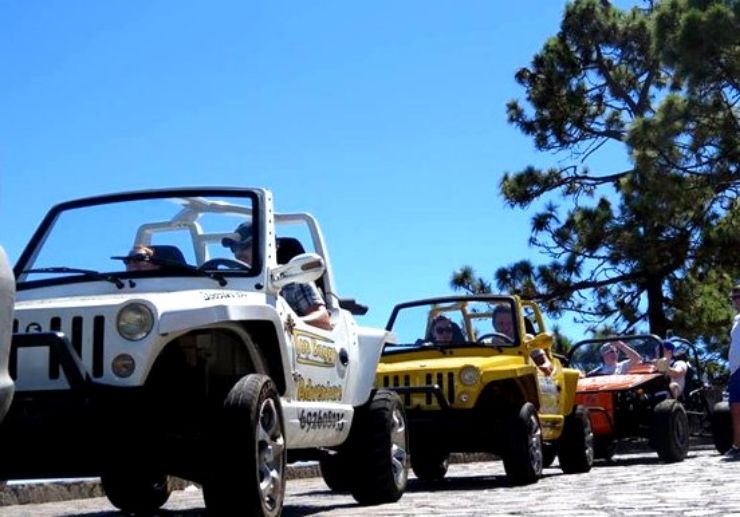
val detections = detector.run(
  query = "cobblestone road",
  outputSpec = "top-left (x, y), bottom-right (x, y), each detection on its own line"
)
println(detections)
top-left (1, 445), bottom-right (738, 516)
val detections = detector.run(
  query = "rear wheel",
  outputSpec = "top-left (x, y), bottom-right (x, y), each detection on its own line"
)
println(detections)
top-left (593, 437), bottom-right (616, 461)
top-left (319, 453), bottom-right (351, 492)
top-left (410, 448), bottom-right (450, 482)
top-left (101, 471), bottom-right (171, 513)
top-left (711, 401), bottom-right (733, 454)
top-left (557, 406), bottom-right (594, 474)
top-left (202, 374), bottom-right (286, 517)
top-left (652, 399), bottom-right (689, 463)
top-left (346, 390), bottom-right (409, 505)
top-left (502, 402), bottom-right (542, 485)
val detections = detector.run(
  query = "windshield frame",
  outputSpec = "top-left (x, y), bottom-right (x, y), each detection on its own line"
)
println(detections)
top-left (15, 187), bottom-right (263, 290)
top-left (384, 294), bottom-right (524, 348)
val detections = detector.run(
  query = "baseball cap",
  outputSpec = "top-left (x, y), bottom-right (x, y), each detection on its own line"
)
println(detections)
top-left (662, 340), bottom-right (676, 351)
top-left (222, 222), bottom-right (253, 249)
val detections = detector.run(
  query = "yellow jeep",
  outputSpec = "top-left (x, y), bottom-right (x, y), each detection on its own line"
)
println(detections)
top-left (375, 295), bottom-right (592, 485)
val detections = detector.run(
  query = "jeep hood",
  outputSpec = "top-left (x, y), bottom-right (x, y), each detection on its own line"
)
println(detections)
top-left (576, 373), bottom-right (663, 392)
top-left (377, 350), bottom-right (528, 375)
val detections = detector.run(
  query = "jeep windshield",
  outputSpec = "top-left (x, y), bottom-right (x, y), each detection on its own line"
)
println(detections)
top-left (384, 296), bottom-right (522, 350)
top-left (15, 188), bottom-right (261, 288)
top-left (568, 335), bottom-right (663, 376)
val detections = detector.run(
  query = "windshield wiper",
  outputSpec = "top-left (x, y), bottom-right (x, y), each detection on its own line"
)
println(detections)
top-left (110, 256), bottom-right (228, 287)
top-left (24, 267), bottom-right (125, 289)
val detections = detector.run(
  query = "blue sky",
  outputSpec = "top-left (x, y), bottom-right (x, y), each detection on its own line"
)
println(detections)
top-left (1, 1), bottom-right (636, 337)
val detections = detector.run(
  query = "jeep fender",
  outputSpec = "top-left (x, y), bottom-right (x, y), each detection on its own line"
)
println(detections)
top-left (344, 326), bottom-right (389, 407)
top-left (559, 367), bottom-right (581, 416)
top-left (158, 304), bottom-right (291, 393)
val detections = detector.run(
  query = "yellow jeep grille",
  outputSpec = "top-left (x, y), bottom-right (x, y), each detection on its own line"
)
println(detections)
top-left (380, 371), bottom-right (457, 409)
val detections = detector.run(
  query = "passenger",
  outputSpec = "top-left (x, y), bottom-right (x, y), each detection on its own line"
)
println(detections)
top-left (588, 340), bottom-right (641, 376)
top-left (222, 224), bottom-right (333, 331)
top-left (430, 315), bottom-right (456, 345)
top-left (656, 340), bottom-right (688, 399)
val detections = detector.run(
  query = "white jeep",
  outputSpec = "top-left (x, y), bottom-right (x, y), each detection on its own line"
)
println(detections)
top-left (0, 245), bottom-right (15, 424)
top-left (4, 188), bottom-right (408, 515)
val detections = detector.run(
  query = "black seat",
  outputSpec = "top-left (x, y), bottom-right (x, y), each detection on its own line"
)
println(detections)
top-left (276, 237), bottom-right (306, 265)
top-left (149, 245), bottom-right (187, 265)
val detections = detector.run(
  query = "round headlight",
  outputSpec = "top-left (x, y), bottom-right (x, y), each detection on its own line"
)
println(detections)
top-left (112, 353), bottom-right (136, 378)
top-left (116, 303), bottom-right (154, 341)
top-left (460, 365), bottom-right (480, 386)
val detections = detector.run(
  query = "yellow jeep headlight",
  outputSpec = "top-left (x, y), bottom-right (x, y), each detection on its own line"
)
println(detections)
top-left (116, 302), bottom-right (154, 341)
top-left (460, 365), bottom-right (480, 386)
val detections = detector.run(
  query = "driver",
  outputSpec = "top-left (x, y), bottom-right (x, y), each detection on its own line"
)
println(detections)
top-left (588, 340), bottom-right (641, 376)
top-left (223, 223), bottom-right (333, 331)
top-left (491, 305), bottom-right (552, 375)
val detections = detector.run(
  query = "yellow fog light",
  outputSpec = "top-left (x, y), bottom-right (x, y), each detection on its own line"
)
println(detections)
top-left (459, 392), bottom-right (471, 404)
top-left (116, 303), bottom-right (154, 341)
top-left (460, 365), bottom-right (480, 386)
top-left (112, 354), bottom-right (136, 378)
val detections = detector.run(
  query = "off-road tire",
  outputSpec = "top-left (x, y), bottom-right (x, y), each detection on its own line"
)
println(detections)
top-left (557, 405), bottom-right (594, 474)
top-left (711, 401), bottom-right (733, 454)
top-left (652, 399), bottom-right (689, 463)
top-left (202, 374), bottom-right (286, 517)
top-left (319, 453), bottom-right (351, 492)
top-left (410, 449), bottom-right (450, 482)
top-left (502, 402), bottom-right (542, 486)
top-left (101, 471), bottom-right (171, 513)
top-left (346, 390), bottom-right (409, 505)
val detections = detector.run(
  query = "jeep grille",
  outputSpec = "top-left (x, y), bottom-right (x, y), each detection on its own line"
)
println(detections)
top-left (381, 371), bottom-right (456, 409)
top-left (11, 315), bottom-right (106, 381)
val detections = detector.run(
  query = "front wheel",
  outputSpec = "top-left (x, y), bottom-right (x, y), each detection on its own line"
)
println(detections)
top-left (652, 399), bottom-right (689, 463)
top-left (502, 402), bottom-right (542, 485)
top-left (101, 471), bottom-right (171, 513)
top-left (711, 401), bottom-right (733, 454)
top-left (346, 390), bottom-right (409, 505)
top-left (557, 405), bottom-right (594, 474)
top-left (202, 374), bottom-right (286, 517)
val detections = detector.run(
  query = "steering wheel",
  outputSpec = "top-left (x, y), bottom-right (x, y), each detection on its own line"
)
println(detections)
top-left (198, 258), bottom-right (250, 271)
top-left (476, 332), bottom-right (514, 345)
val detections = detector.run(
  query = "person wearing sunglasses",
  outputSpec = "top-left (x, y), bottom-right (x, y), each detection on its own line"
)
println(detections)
top-left (725, 285), bottom-right (740, 459)
top-left (222, 223), bottom-right (332, 331)
top-left (491, 305), bottom-right (553, 375)
top-left (430, 315), bottom-right (457, 345)
top-left (587, 340), bottom-right (641, 376)
top-left (124, 245), bottom-right (160, 272)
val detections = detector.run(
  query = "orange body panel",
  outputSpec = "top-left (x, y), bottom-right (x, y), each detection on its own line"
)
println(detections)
top-left (575, 391), bottom-right (614, 435)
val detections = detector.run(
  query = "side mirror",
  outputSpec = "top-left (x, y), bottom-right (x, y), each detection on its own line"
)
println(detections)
top-left (270, 253), bottom-right (326, 291)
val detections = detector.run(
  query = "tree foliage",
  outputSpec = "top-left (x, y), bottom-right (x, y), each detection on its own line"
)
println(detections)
top-left (452, 0), bottom-right (739, 352)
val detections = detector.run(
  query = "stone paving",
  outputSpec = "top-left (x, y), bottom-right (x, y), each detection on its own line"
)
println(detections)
top-left (1, 446), bottom-right (739, 516)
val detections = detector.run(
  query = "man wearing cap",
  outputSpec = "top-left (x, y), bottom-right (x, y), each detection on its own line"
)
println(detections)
top-left (222, 223), bottom-right (333, 331)
top-left (655, 340), bottom-right (688, 399)
top-left (725, 285), bottom-right (740, 459)
top-left (587, 340), bottom-right (641, 376)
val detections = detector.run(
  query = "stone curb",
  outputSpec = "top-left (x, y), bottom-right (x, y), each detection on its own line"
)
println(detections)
top-left (0, 440), bottom-right (714, 507)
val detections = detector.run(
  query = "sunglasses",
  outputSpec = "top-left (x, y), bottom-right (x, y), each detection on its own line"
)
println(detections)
top-left (230, 241), bottom-right (252, 253)
top-left (435, 327), bottom-right (453, 334)
top-left (123, 253), bottom-right (150, 264)
top-left (602, 349), bottom-right (617, 356)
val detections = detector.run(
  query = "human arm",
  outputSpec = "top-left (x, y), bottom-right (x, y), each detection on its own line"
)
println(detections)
top-left (300, 303), bottom-right (333, 330)
top-left (614, 340), bottom-right (641, 364)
